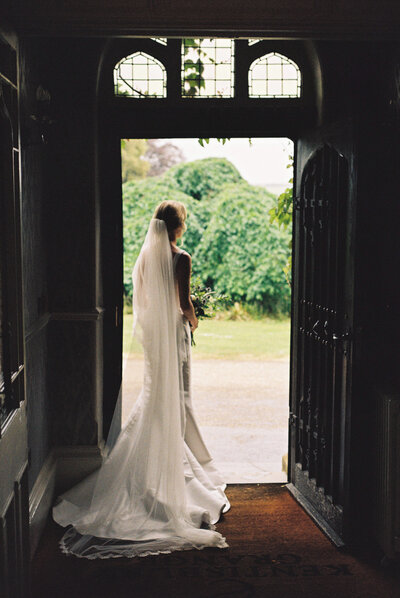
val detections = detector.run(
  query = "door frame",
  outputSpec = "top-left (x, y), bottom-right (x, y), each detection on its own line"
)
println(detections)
top-left (0, 34), bottom-right (30, 598)
top-left (96, 37), bottom-right (322, 439)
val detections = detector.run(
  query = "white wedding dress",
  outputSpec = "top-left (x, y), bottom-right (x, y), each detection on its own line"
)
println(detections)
top-left (52, 218), bottom-right (230, 559)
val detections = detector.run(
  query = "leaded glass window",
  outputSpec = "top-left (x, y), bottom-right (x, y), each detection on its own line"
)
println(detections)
top-left (151, 38), bottom-right (167, 46)
top-left (113, 43), bottom-right (303, 101)
top-left (181, 39), bottom-right (234, 98)
top-left (114, 52), bottom-right (167, 98)
top-left (249, 52), bottom-right (301, 98)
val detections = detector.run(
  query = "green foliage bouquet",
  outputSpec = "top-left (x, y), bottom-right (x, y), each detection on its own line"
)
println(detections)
top-left (190, 277), bottom-right (229, 346)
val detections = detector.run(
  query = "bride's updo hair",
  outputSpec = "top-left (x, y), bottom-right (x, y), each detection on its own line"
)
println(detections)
top-left (153, 200), bottom-right (187, 240)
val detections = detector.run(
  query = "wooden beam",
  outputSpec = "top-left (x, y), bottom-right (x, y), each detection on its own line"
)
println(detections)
top-left (3, 0), bottom-right (400, 39)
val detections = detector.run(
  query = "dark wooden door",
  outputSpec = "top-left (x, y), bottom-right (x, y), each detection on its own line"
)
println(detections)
top-left (287, 121), bottom-right (356, 546)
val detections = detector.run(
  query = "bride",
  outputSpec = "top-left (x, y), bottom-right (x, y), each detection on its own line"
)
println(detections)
top-left (52, 200), bottom-right (230, 559)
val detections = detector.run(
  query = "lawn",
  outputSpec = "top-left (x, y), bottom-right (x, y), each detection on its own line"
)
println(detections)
top-left (123, 314), bottom-right (290, 360)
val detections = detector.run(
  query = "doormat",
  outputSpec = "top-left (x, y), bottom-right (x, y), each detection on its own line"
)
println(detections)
top-left (32, 484), bottom-right (400, 598)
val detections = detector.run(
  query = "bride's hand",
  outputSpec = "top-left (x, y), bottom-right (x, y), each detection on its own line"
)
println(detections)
top-left (190, 317), bottom-right (198, 332)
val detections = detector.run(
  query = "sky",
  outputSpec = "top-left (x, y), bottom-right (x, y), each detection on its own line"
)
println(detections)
top-left (163, 137), bottom-right (293, 193)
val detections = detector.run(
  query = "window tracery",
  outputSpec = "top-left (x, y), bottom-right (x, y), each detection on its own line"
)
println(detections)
top-left (249, 52), bottom-right (301, 98)
top-left (151, 38), bottom-right (167, 46)
top-left (114, 52), bottom-right (167, 98)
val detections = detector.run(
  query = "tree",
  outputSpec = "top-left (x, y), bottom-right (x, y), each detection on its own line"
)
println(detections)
top-left (121, 138), bottom-right (186, 182)
top-left (145, 139), bottom-right (185, 177)
top-left (192, 181), bottom-right (291, 314)
top-left (166, 157), bottom-right (245, 249)
top-left (122, 176), bottom-right (199, 298)
top-left (121, 139), bottom-right (150, 183)
top-left (122, 157), bottom-right (292, 315)
top-left (268, 153), bottom-right (293, 230)
top-left (268, 153), bottom-right (294, 284)
top-left (167, 157), bottom-right (243, 201)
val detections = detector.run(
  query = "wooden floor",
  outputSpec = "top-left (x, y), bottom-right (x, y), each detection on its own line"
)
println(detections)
top-left (31, 484), bottom-right (400, 598)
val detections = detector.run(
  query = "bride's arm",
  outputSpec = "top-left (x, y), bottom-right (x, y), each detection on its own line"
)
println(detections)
top-left (175, 253), bottom-right (198, 331)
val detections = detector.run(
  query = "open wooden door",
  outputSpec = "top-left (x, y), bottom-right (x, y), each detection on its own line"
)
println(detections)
top-left (287, 120), bottom-right (356, 547)
top-left (0, 38), bottom-right (30, 598)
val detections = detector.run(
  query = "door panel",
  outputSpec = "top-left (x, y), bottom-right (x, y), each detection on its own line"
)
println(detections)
top-left (288, 122), bottom-right (355, 546)
top-left (0, 39), bottom-right (29, 597)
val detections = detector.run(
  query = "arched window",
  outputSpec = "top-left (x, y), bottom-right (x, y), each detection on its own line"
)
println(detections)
top-left (249, 52), bottom-right (301, 98)
top-left (114, 52), bottom-right (167, 98)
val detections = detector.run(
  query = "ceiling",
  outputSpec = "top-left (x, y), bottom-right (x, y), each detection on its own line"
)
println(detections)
top-left (2, 0), bottom-right (400, 39)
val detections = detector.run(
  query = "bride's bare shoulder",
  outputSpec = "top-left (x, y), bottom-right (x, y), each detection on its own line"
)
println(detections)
top-left (171, 248), bottom-right (190, 259)
top-left (175, 250), bottom-right (191, 275)
top-left (172, 247), bottom-right (190, 258)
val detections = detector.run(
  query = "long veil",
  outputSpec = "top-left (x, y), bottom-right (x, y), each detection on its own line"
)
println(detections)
top-left (52, 218), bottom-right (228, 558)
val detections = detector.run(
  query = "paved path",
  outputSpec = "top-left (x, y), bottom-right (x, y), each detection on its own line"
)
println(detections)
top-left (122, 357), bottom-right (289, 483)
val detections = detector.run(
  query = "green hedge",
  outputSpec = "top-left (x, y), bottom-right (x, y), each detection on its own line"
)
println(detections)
top-left (123, 158), bottom-right (291, 314)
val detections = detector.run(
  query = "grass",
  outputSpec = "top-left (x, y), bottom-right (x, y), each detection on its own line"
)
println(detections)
top-left (123, 314), bottom-right (290, 360)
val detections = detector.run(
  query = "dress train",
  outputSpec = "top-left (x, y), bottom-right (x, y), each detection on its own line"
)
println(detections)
top-left (52, 233), bottom-right (230, 559)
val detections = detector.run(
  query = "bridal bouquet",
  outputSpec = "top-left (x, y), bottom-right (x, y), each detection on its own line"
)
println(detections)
top-left (189, 277), bottom-right (229, 346)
